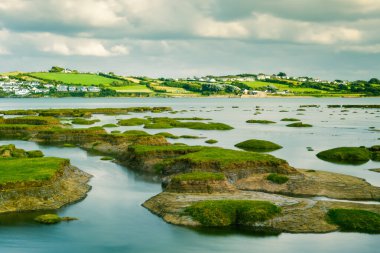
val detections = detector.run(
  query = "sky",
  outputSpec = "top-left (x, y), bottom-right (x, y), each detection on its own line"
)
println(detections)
top-left (0, 0), bottom-right (379, 80)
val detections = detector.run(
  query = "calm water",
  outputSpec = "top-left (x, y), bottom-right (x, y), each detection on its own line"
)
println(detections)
top-left (0, 97), bottom-right (379, 253)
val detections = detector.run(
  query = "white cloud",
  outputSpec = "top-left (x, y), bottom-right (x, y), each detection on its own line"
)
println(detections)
top-left (23, 33), bottom-right (128, 57)
top-left (194, 18), bottom-right (248, 38)
top-left (110, 45), bottom-right (129, 55)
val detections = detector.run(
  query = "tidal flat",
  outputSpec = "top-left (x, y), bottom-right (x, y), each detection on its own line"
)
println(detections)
top-left (0, 97), bottom-right (379, 253)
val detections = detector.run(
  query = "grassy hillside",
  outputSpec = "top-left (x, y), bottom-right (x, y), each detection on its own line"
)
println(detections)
top-left (28, 72), bottom-right (124, 86)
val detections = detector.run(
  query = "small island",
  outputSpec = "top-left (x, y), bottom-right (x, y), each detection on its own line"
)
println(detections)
top-left (0, 107), bottom-right (379, 234)
top-left (0, 144), bottom-right (91, 214)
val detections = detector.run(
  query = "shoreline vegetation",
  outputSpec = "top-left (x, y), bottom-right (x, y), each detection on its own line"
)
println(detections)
top-left (1, 67), bottom-right (379, 98)
top-left (0, 107), bottom-right (379, 233)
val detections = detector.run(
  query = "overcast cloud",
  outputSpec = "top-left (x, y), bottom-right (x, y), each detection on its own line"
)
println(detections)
top-left (0, 0), bottom-right (379, 80)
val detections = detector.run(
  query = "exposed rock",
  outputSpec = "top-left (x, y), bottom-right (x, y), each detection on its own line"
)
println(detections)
top-left (164, 178), bottom-right (236, 194)
top-left (235, 169), bottom-right (380, 201)
top-left (143, 191), bottom-right (380, 233)
top-left (0, 165), bottom-right (92, 214)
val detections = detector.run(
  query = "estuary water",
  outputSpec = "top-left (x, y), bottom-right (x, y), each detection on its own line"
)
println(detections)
top-left (0, 97), bottom-right (379, 253)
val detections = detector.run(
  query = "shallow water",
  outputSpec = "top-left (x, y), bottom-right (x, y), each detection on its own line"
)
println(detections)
top-left (0, 97), bottom-right (379, 253)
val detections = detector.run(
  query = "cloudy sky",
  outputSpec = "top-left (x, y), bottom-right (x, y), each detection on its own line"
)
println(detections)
top-left (0, 0), bottom-right (379, 80)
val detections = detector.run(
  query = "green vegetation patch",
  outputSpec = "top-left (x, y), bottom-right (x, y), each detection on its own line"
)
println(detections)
top-left (185, 200), bottom-right (281, 226)
top-left (176, 147), bottom-right (286, 166)
top-left (34, 214), bottom-right (78, 225)
top-left (29, 72), bottom-right (124, 86)
top-left (235, 139), bottom-right (282, 152)
top-left (286, 122), bottom-right (313, 127)
top-left (0, 157), bottom-right (67, 185)
top-left (155, 132), bottom-right (180, 139)
top-left (118, 118), bottom-right (150, 126)
top-left (205, 139), bottom-right (218, 144)
top-left (144, 117), bottom-right (233, 130)
top-left (102, 124), bottom-right (118, 128)
top-left (71, 118), bottom-right (100, 125)
top-left (316, 147), bottom-right (372, 164)
top-left (3, 116), bottom-right (60, 125)
top-left (171, 172), bottom-right (225, 182)
top-left (246, 120), bottom-right (276, 124)
top-left (34, 214), bottom-right (62, 224)
top-left (266, 173), bottom-right (289, 184)
top-left (327, 209), bottom-right (380, 233)
top-left (281, 118), bottom-right (300, 122)
top-left (122, 130), bottom-right (151, 136)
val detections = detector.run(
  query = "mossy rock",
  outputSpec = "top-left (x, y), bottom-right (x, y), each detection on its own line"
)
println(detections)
top-left (371, 151), bottom-right (380, 162)
top-left (71, 118), bottom-right (100, 125)
top-left (205, 139), bottom-right (218, 144)
top-left (316, 147), bottom-right (371, 164)
top-left (102, 124), bottom-right (118, 128)
top-left (62, 143), bottom-right (76, 148)
top-left (118, 118), bottom-right (150, 126)
top-left (266, 173), bottom-right (289, 184)
top-left (26, 150), bottom-right (44, 158)
top-left (122, 130), bottom-right (151, 136)
top-left (155, 132), bottom-right (179, 139)
top-left (327, 209), bottom-right (380, 233)
top-left (286, 122), bottom-right (312, 127)
top-left (34, 214), bottom-right (62, 224)
top-left (171, 172), bottom-right (225, 182)
top-left (101, 156), bottom-right (113, 161)
top-left (281, 118), bottom-right (300, 122)
top-left (246, 120), bottom-right (276, 124)
top-left (34, 214), bottom-right (78, 225)
top-left (235, 139), bottom-right (282, 152)
top-left (184, 200), bottom-right (281, 227)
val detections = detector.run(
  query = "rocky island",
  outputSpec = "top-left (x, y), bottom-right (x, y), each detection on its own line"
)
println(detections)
top-left (0, 107), bottom-right (379, 233)
top-left (0, 144), bottom-right (91, 214)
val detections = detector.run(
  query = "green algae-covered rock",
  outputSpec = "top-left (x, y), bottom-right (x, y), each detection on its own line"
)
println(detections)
top-left (235, 139), bottom-right (282, 152)
top-left (316, 147), bottom-right (371, 164)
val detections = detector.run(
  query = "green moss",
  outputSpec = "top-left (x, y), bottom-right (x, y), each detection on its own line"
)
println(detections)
top-left (372, 152), bottom-right (380, 162)
top-left (180, 135), bottom-right (202, 139)
top-left (184, 200), bottom-right (281, 227)
top-left (205, 139), bottom-right (218, 144)
top-left (0, 157), bottom-right (67, 184)
top-left (101, 156), bottom-right (113, 161)
top-left (281, 118), bottom-right (300, 121)
top-left (155, 132), bottom-right (180, 139)
top-left (62, 143), bottom-right (76, 147)
top-left (266, 173), bottom-right (289, 184)
top-left (176, 147), bottom-right (286, 166)
top-left (286, 122), bottom-right (313, 127)
top-left (246, 120), bottom-right (276, 124)
top-left (144, 117), bottom-right (233, 130)
top-left (118, 118), bottom-right (150, 126)
top-left (102, 124), bottom-right (118, 128)
top-left (316, 147), bottom-right (371, 164)
top-left (171, 172), bottom-right (225, 182)
top-left (71, 118), bottom-right (100, 125)
top-left (4, 116), bottom-right (60, 125)
top-left (327, 209), bottom-right (380, 233)
top-left (129, 145), bottom-right (203, 155)
top-left (173, 117), bottom-right (211, 120)
top-left (26, 150), bottom-right (44, 158)
top-left (122, 130), bottom-right (151, 136)
top-left (110, 130), bottom-right (121, 134)
top-left (34, 214), bottom-right (62, 224)
top-left (235, 139), bottom-right (282, 152)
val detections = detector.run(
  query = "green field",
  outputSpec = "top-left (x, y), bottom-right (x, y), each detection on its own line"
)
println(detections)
top-left (28, 72), bottom-right (124, 86)
top-left (0, 157), bottom-right (67, 184)
top-left (109, 85), bottom-right (153, 93)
